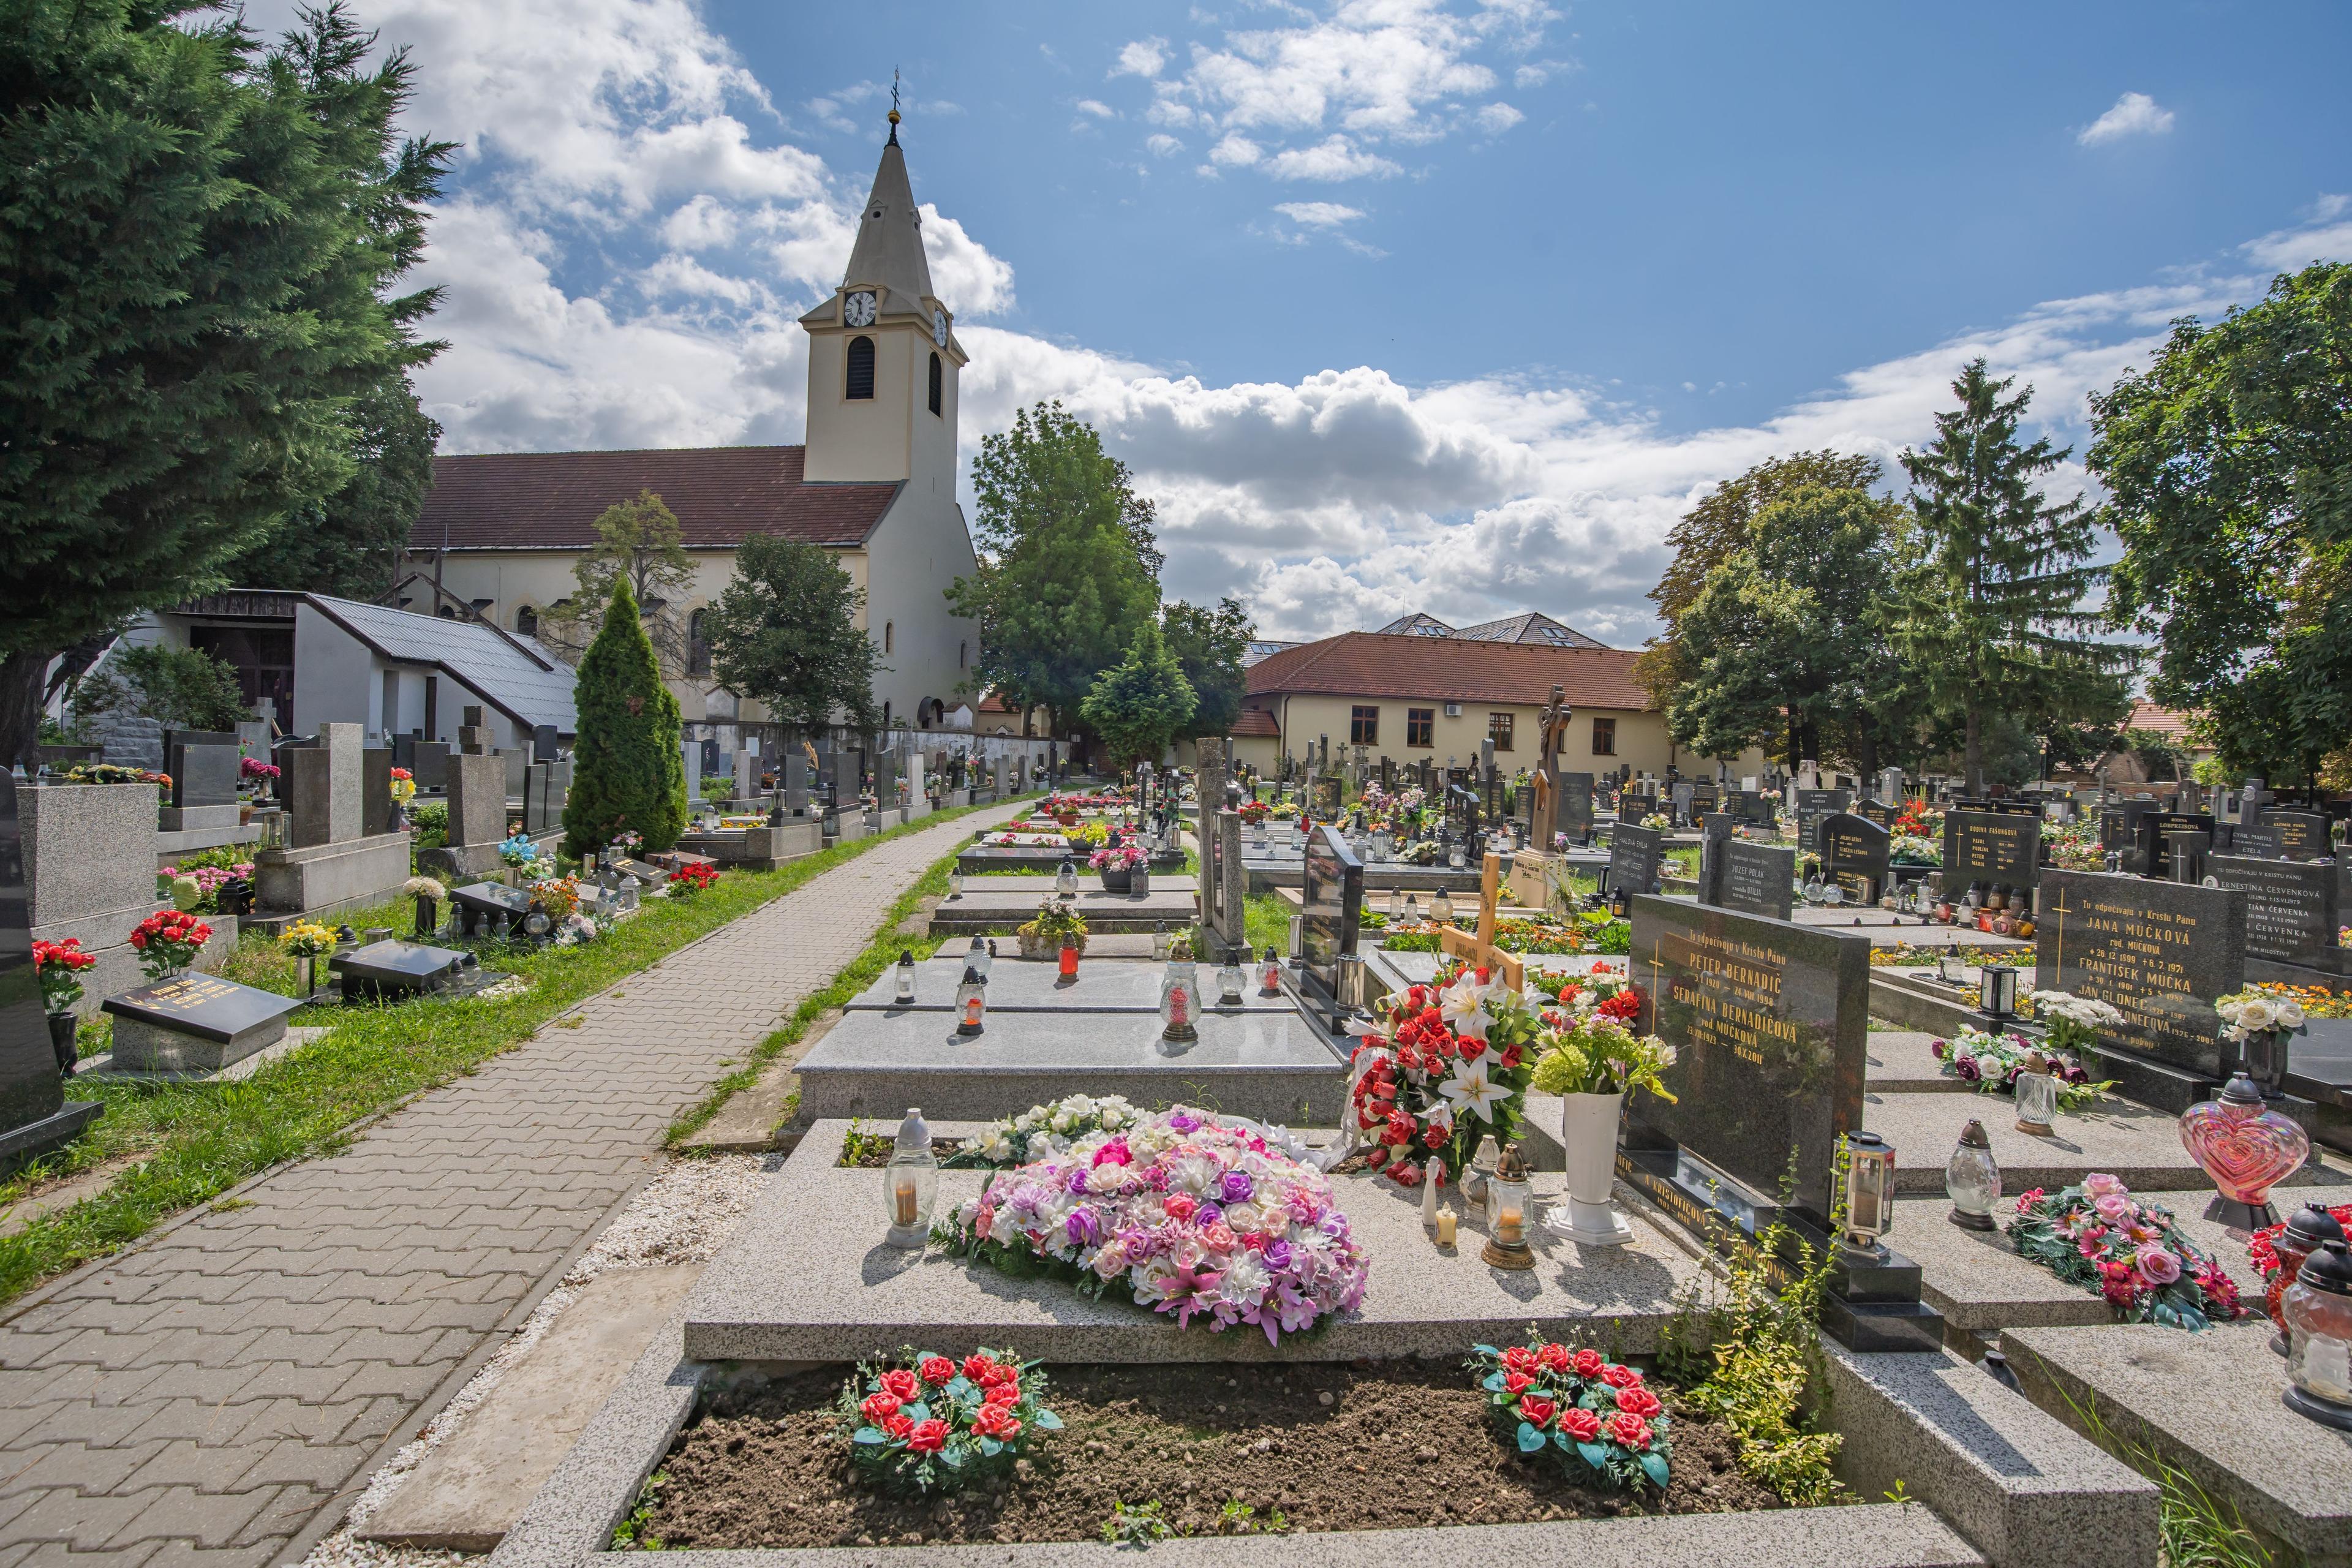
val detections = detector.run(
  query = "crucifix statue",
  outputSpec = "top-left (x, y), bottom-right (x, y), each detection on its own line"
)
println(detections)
top-left (1529, 684), bottom-right (1573, 850)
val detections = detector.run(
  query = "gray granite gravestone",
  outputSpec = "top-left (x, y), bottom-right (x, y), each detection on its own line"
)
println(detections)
top-left (733, 748), bottom-right (758, 804)
top-left (2035, 870), bottom-right (2245, 1079)
top-left (1715, 839), bottom-right (1796, 922)
top-left (362, 745), bottom-right (393, 836)
top-left (1793, 787), bottom-right (1851, 851)
top-left (446, 753), bottom-right (506, 848)
top-left (1214, 809), bottom-right (1248, 958)
top-left (409, 740), bottom-right (450, 793)
top-left (1817, 812), bottom-right (1890, 905)
top-left (1695, 813), bottom-right (1736, 904)
top-left (1940, 809), bottom-right (2040, 897)
top-left (164, 730), bottom-right (242, 809)
top-left (288, 722), bottom-right (363, 846)
top-left (682, 742), bottom-right (703, 803)
top-left (2261, 810), bottom-right (2332, 862)
top-left (0, 774), bottom-right (102, 1166)
top-left (2206, 854), bottom-right (2338, 968)
top-left (102, 972), bottom-right (304, 1074)
top-left (1607, 821), bottom-right (1664, 898)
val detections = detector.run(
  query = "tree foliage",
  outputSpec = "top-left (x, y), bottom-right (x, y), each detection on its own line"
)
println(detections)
top-left (1893, 360), bottom-right (2131, 793)
top-left (0, 1), bottom-right (452, 763)
top-left (1080, 620), bottom-right (1196, 770)
top-left (562, 578), bottom-right (685, 856)
top-left (703, 535), bottom-right (880, 737)
top-left (1635, 451), bottom-right (1884, 710)
top-left (220, 373), bottom-right (440, 600)
top-left (947, 402), bottom-right (1162, 732)
top-left (69, 644), bottom-right (248, 734)
top-left (1160, 598), bottom-right (1253, 741)
top-left (535, 490), bottom-right (698, 674)
top-left (1667, 485), bottom-right (1910, 771)
top-left (2094, 262), bottom-right (2352, 791)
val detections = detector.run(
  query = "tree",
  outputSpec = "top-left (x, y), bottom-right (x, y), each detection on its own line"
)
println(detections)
top-left (70, 645), bottom-right (248, 734)
top-left (703, 535), bottom-right (880, 736)
top-left (562, 578), bottom-right (685, 856)
top-left (1894, 360), bottom-right (2132, 794)
top-left (535, 490), bottom-right (698, 674)
top-left (2093, 263), bottom-right (2352, 794)
top-left (0, 2), bottom-right (453, 765)
top-left (1667, 485), bottom-right (1909, 771)
top-left (1080, 620), bottom-right (1196, 770)
top-left (946, 402), bottom-right (1163, 734)
top-left (1160, 598), bottom-right (1253, 741)
top-left (220, 373), bottom-right (440, 599)
top-left (1635, 451), bottom-right (1883, 709)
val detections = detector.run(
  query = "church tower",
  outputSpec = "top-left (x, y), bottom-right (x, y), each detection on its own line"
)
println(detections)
top-left (799, 102), bottom-right (967, 485)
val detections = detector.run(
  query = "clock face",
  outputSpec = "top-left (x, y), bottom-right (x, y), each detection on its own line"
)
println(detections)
top-left (843, 290), bottom-right (877, 328)
top-left (932, 309), bottom-right (948, 347)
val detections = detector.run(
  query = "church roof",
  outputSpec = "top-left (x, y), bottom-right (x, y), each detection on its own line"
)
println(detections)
top-left (1245, 632), bottom-right (1654, 710)
top-left (409, 447), bottom-right (900, 552)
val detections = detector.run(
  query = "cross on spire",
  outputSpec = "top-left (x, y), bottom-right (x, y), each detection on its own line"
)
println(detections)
top-left (887, 67), bottom-right (902, 145)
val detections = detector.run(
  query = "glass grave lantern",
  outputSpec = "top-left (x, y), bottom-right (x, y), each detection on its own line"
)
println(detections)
top-left (1055, 858), bottom-right (1080, 899)
top-left (947, 867), bottom-right (963, 899)
top-left (1944, 1118), bottom-right (2001, 1229)
top-left (2264, 1204), bottom-right (2348, 1355)
top-left (1839, 1131), bottom-right (1896, 1254)
top-left (1430, 888), bottom-right (1456, 926)
top-left (2281, 1241), bottom-right (2352, 1432)
top-left (2012, 1049), bottom-right (2059, 1136)
top-left (1152, 921), bottom-right (1170, 960)
top-left (1259, 945), bottom-right (1283, 995)
top-left (893, 949), bottom-right (916, 1006)
top-left (955, 966), bottom-right (987, 1036)
top-left (1217, 952), bottom-right (1246, 1006)
top-left (882, 1107), bottom-right (938, 1250)
top-left (1159, 956), bottom-right (1202, 1046)
top-left (1479, 1144), bottom-right (1536, 1271)
top-left (2179, 1073), bottom-right (2311, 1229)
top-left (965, 934), bottom-right (992, 983)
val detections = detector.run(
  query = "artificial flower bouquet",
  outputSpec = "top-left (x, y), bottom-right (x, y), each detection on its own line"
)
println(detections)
top-left (666, 861), bottom-right (720, 897)
top-left (1088, 841), bottom-right (1145, 872)
top-left (388, 767), bottom-right (417, 805)
top-left (1890, 832), bottom-right (1940, 866)
top-left (129, 910), bottom-right (212, 978)
top-left (606, 830), bottom-right (643, 856)
top-left (1065, 821), bottom-right (1112, 851)
top-left (939, 1106), bottom-right (1369, 1345)
top-left (32, 938), bottom-right (96, 1013)
top-left (837, 1348), bottom-right (1062, 1494)
top-left (1930, 1027), bottom-right (2109, 1112)
top-left (2215, 989), bottom-right (2309, 1055)
top-left (987, 831), bottom-right (1065, 848)
top-left (556, 910), bottom-right (604, 944)
top-left (64, 763), bottom-right (170, 786)
top-left (2251, 1201), bottom-right (2352, 1329)
top-left (277, 921), bottom-right (338, 959)
top-left (1529, 984), bottom-right (1673, 1102)
top-left (1237, 800), bottom-right (1270, 826)
top-left (950, 1093), bottom-right (1143, 1167)
top-left (2029, 990), bottom-right (2125, 1058)
top-left (404, 875), bottom-right (448, 902)
top-left (1017, 899), bottom-right (1088, 950)
top-left (1348, 962), bottom-right (1539, 1187)
top-left (1640, 812), bottom-right (1673, 832)
top-left (239, 757), bottom-right (279, 785)
top-left (159, 861), bottom-right (255, 914)
top-left (1470, 1336), bottom-right (1671, 1491)
top-left (497, 834), bottom-right (540, 869)
top-left (529, 874), bottom-right (582, 922)
top-left (2007, 1175), bottom-right (2242, 1330)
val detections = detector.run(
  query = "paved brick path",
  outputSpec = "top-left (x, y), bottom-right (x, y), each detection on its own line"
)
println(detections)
top-left (0, 803), bottom-right (1024, 1568)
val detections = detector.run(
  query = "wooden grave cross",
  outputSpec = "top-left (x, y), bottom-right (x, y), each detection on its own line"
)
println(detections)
top-left (1437, 850), bottom-right (1526, 991)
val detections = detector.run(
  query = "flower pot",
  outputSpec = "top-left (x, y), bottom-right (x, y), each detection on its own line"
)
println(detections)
top-left (239, 801), bottom-right (254, 826)
top-left (46, 1012), bottom-right (77, 1078)
top-left (1545, 1091), bottom-right (1633, 1245)
top-left (1098, 869), bottom-right (1133, 894)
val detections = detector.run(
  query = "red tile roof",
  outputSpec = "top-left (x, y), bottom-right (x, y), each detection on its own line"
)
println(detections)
top-left (1230, 709), bottom-right (1281, 737)
top-left (2122, 700), bottom-right (2199, 739)
top-left (410, 447), bottom-right (900, 551)
top-left (1245, 631), bottom-right (1655, 710)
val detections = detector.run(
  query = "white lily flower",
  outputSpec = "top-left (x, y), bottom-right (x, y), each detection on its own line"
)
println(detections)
top-left (1439, 974), bottom-right (1490, 1041)
top-left (1438, 1057), bottom-right (1509, 1122)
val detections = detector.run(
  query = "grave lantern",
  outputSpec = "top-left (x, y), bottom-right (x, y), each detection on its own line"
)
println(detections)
top-left (1403, 893), bottom-right (1420, 924)
top-left (1159, 954), bottom-right (1201, 1045)
top-left (881, 1107), bottom-right (938, 1250)
top-left (1217, 953), bottom-right (1245, 1006)
top-left (955, 967), bottom-right (987, 1036)
top-left (2179, 1074), bottom-right (2310, 1229)
top-left (1059, 937), bottom-right (1079, 981)
top-left (1055, 858), bottom-right (1080, 899)
top-left (966, 935), bottom-right (992, 983)
top-left (1839, 1131), bottom-right (1895, 1251)
top-left (2282, 1242), bottom-right (2352, 1431)
top-left (1430, 888), bottom-right (1455, 926)
top-left (2265, 1204), bottom-right (2348, 1355)
top-left (1479, 1144), bottom-right (1536, 1271)
top-left (2011, 1050), bottom-right (2059, 1136)
top-left (1259, 946), bottom-right (1283, 995)
top-left (893, 950), bottom-right (916, 1006)
top-left (1152, 921), bottom-right (1170, 960)
top-left (1978, 964), bottom-right (2020, 1019)
top-left (948, 867), bottom-right (963, 900)
top-left (1936, 951), bottom-right (1967, 987)
top-left (1943, 1119), bottom-right (2000, 1230)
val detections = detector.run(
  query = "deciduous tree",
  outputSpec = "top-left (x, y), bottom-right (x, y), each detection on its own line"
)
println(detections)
top-left (703, 535), bottom-right (881, 737)
top-left (1160, 598), bottom-right (1253, 742)
top-left (535, 491), bottom-right (697, 676)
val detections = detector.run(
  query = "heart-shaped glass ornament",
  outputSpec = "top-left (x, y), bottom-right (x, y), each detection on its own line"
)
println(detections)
top-left (2179, 1074), bottom-right (2310, 1229)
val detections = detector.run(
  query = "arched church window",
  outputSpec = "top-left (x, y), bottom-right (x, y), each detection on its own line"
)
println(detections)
top-left (884, 620), bottom-right (894, 655)
top-left (846, 335), bottom-right (875, 400)
top-left (515, 605), bottom-right (538, 638)
top-left (928, 352), bottom-right (943, 416)
top-left (688, 608), bottom-right (711, 676)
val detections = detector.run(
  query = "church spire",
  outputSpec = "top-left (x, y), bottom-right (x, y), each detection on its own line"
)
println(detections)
top-left (839, 80), bottom-right (935, 311)
top-left (886, 67), bottom-right (900, 147)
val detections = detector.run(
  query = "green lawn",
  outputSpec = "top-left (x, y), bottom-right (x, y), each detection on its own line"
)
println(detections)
top-left (0, 798), bottom-right (1021, 1306)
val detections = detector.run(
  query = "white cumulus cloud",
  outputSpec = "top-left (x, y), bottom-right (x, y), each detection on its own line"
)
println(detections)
top-left (2078, 91), bottom-right (2175, 146)
top-left (1113, 37), bottom-right (1170, 79)
top-left (1273, 201), bottom-right (1366, 227)
top-left (1265, 135), bottom-right (1401, 181)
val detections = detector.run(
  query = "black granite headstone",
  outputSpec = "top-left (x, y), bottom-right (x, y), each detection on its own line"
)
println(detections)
top-left (410, 741), bottom-right (450, 792)
top-left (1695, 814), bottom-right (1737, 905)
top-left (1608, 823), bottom-right (1665, 897)
top-left (101, 973), bottom-right (302, 1044)
top-left (1624, 894), bottom-right (1870, 1224)
top-left (1560, 772), bottom-right (1594, 842)
top-left (2262, 810), bottom-right (2332, 862)
top-left (532, 724), bottom-right (560, 762)
top-left (1940, 810), bottom-right (2041, 897)
top-left (2134, 812), bottom-right (2214, 881)
top-left (1714, 839), bottom-right (1795, 922)
top-left (327, 940), bottom-right (483, 1001)
top-left (2100, 801), bottom-right (2156, 854)
top-left (360, 745), bottom-right (393, 836)
top-left (2206, 854), bottom-right (2337, 968)
top-left (171, 744), bottom-right (241, 810)
top-left (453, 881), bottom-right (534, 936)
top-left (1298, 823), bottom-right (1363, 1032)
top-left (1619, 791), bottom-right (1658, 826)
top-left (1817, 812), bottom-right (1891, 905)
top-left (1792, 788), bottom-right (1851, 852)
top-left (2035, 870), bottom-right (2245, 1077)
top-left (0, 774), bottom-right (101, 1164)
top-left (1857, 799), bottom-right (1898, 828)
top-left (1737, 791), bottom-right (1779, 829)
top-left (2227, 823), bottom-right (2283, 860)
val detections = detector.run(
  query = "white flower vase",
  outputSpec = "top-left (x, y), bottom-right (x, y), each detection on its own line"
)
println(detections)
top-left (1545, 1091), bottom-right (1634, 1245)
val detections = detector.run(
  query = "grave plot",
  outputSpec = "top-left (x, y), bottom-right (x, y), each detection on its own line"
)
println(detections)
top-left (847, 951), bottom-right (1294, 1014)
top-left (929, 874), bottom-right (1201, 935)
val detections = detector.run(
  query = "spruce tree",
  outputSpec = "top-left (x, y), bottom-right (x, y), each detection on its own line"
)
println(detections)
top-left (1080, 620), bottom-right (1196, 771)
top-left (1894, 360), bottom-right (2130, 793)
top-left (562, 579), bottom-right (685, 856)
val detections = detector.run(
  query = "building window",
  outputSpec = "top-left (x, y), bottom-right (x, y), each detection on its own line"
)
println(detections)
top-left (514, 605), bottom-right (537, 638)
top-left (928, 352), bottom-right (943, 415)
top-left (1592, 716), bottom-right (1616, 756)
top-left (959, 640), bottom-right (968, 670)
top-left (1406, 708), bottom-right (1434, 748)
top-left (1349, 706), bottom-right (1378, 745)
top-left (884, 620), bottom-right (894, 655)
top-left (1488, 712), bottom-right (1515, 750)
top-left (688, 608), bottom-right (711, 676)
top-left (846, 334), bottom-right (875, 400)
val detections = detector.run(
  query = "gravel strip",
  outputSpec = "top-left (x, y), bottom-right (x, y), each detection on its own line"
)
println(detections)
top-left (298, 1153), bottom-right (781, 1568)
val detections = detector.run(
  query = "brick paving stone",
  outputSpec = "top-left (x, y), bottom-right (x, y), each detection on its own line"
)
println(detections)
top-left (0, 804), bottom-right (1023, 1566)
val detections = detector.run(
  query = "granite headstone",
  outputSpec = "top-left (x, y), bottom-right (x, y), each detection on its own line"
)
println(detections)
top-left (2206, 854), bottom-right (2337, 968)
top-left (1940, 809), bottom-right (2040, 897)
top-left (1793, 788), bottom-right (1851, 852)
top-left (1608, 822), bottom-right (1665, 898)
top-left (1715, 839), bottom-right (1795, 922)
top-left (2035, 870), bottom-right (2245, 1077)
top-left (0, 774), bottom-right (101, 1161)
top-left (1817, 812), bottom-right (1891, 905)
top-left (2262, 810), bottom-right (2332, 863)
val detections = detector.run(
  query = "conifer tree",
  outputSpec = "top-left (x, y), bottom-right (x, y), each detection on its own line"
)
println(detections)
top-left (1080, 620), bottom-right (1196, 770)
top-left (1894, 360), bottom-right (2130, 793)
top-left (562, 579), bottom-right (685, 856)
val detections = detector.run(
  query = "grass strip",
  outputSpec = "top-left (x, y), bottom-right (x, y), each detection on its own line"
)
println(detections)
top-left (0, 799), bottom-right (1020, 1308)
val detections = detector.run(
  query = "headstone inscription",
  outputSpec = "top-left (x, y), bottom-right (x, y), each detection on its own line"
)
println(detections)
top-left (1793, 788), bottom-right (1850, 851)
top-left (0, 773), bottom-right (101, 1159)
top-left (2133, 811), bottom-right (2214, 882)
top-left (1622, 895), bottom-right (1871, 1228)
top-left (1607, 822), bottom-right (1665, 899)
top-left (2206, 854), bottom-right (2339, 969)
top-left (1816, 812), bottom-right (1890, 905)
top-left (100, 971), bottom-right (304, 1074)
top-left (2035, 870), bottom-right (2245, 1079)
top-left (1559, 772), bottom-right (1594, 843)
top-left (1712, 839), bottom-right (1795, 922)
top-left (2261, 810), bottom-right (2332, 862)
top-left (1619, 790), bottom-right (1658, 825)
top-left (1940, 810), bottom-right (2040, 897)
top-left (1297, 824), bottom-right (1364, 1034)
top-left (2226, 823), bottom-right (2282, 860)
top-left (1856, 799), bottom-right (1898, 829)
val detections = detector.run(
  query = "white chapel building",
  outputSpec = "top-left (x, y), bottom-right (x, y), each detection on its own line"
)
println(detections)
top-left (402, 114), bottom-right (979, 747)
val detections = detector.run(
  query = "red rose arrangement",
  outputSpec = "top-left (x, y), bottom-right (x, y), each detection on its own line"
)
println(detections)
top-left (128, 910), bottom-right (212, 979)
top-left (837, 1347), bottom-right (1061, 1494)
top-left (2250, 1202), bottom-right (2352, 1335)
top-left (33, 938), bottom-right (97, 1013)
top-left (1470, 1335), bottom-right (1671, 1491)
top-left (1348, 958), bottom-right (1539, 1189)
top-left (665, 862), bottom-right (720, 897)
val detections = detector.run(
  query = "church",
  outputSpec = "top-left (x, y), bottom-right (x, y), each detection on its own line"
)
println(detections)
top-left (402, 110), bottom-right (979, 750)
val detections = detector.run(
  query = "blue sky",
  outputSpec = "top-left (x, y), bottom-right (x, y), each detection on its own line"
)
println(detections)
top-left (250, 0), bottom-right (2352, 643)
